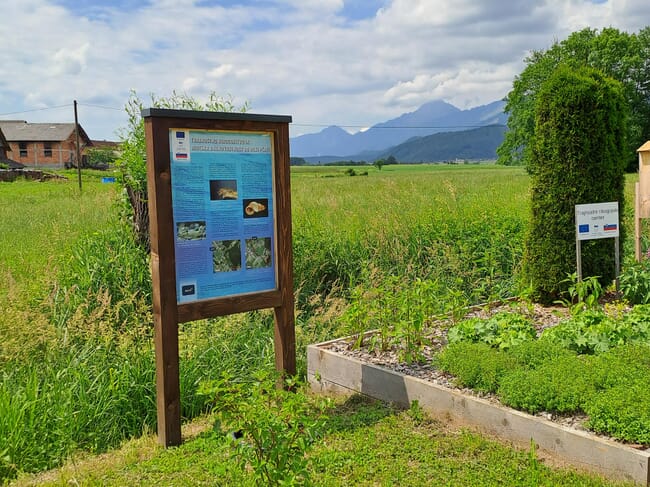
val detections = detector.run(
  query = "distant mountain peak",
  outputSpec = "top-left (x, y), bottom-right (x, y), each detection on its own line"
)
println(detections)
top-left (290, 99), bottom-right (507, 158)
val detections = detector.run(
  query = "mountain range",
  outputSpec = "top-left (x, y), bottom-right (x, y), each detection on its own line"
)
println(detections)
top-left (290, 99), bottom-right (508, 162)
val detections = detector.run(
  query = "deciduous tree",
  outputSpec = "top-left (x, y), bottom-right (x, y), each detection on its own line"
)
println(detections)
top-left (498, 27), bottom-right (650, 171)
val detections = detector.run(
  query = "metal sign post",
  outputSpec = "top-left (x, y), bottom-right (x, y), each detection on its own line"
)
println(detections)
top-left (575, 202), bottom-right (620, 285)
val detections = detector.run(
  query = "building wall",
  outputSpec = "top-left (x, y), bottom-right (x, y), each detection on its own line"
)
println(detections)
top-left (6, 134), bottom-right (83, 168)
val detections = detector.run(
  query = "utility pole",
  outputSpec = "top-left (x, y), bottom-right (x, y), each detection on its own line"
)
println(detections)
top-left (74, 100), bottom-right (82, 191)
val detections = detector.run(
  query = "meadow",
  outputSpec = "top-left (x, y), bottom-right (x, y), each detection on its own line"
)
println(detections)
top-left (0, 164), bottom-right (638, 485)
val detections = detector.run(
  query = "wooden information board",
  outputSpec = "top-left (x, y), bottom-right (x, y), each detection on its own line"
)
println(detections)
top-left (143, 109), bottom-right (295, 446)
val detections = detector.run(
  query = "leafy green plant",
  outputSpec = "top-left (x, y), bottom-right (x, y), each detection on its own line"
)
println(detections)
top-left (392, 278), bottom-right (439, 363)
top-left (447, 311), bottom-right (536, 350)
top-left (619, 260), bottom-right (650, 304)
top-left (540, 306), bottom-right (650, 355)
top-left (341, 277), bottom-right (441, 363)
top-left (556, 273), bottom-right (604, 314)
top-left (203, 372), bottom-right (328, 487)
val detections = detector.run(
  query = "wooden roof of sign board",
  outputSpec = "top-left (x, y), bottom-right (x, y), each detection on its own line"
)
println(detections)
top-left (638, 141), bottom-right (650, 152)
top-left (0, 120), bottom-right (93, 145)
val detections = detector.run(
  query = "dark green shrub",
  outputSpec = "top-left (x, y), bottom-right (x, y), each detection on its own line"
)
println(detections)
top-left (498, 354), bottom-right (594, 414)
top-left (435, 342), bottom-right (517, 393)
top-left (523, 65), bottom-right (627, 303)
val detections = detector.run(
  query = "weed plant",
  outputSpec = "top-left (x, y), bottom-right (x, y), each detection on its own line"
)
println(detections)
top-left (202, 372), bottom-right (329, 486)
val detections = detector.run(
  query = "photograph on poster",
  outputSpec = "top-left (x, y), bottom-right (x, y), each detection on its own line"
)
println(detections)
top-left (176, 221), bottom-right (206, 241)
top-left (243, 198), bottom-right (269, 218)
top-left (210, 239), bottom-right (242, 272)
top-left (245, 237), bottom-right (272, 269)
top-left (209, 179), bottom-right (238, 200)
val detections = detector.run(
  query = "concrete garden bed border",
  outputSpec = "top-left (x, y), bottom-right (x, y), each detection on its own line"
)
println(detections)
top-left (307, 338), bottom-right (650, 485)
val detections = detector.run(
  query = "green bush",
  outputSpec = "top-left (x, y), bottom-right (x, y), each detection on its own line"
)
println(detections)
top-left (523, 65), bottom-right (627, 303)
top-left (584, 345), bottom-right (650, 443)
top-left (203, 372), bottom-right (328, 487)
top-left (435, 342), bottom-right (517, 393)
top-left (506, 339), bottom-right (577, 370)
top-left (585, 382), bottom-right (650, 443)
top-left (497, 354), bottom-right (594, 414)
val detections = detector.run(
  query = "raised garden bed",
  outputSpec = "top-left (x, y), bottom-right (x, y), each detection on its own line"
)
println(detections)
top-left (308, 333), bottom-right (650, 485)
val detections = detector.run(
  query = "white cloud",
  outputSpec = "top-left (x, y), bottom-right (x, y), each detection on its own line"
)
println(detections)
top-left (0, 0), bottom-right (649, 140)
top-left (52, 43), bottom-right (90, 75)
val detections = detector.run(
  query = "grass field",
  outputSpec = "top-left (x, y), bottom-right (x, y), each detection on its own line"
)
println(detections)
top-left (0, 164), bottom-right (639, 486)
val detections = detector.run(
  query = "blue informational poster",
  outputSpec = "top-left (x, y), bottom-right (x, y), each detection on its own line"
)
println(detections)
top-left (169, 129), bottom-right (277, 303)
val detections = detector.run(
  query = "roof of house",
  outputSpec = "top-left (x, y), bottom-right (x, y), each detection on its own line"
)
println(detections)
top-left (0, 127), bottom-right (9, 152)
top-left (0, 120), bottom-right (92, 145)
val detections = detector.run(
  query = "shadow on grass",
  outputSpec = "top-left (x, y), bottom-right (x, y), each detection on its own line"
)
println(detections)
top-left (321, 393), bottom-right (399, 436)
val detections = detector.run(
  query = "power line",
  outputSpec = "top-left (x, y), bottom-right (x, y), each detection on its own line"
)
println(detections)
top-left (0, 102), bottom-right (124, 118)
top-left (0, 104), bottom-right (71, 117)
top-left (292, 123), bottom-right (492, 130)
top-left (77, 102), bottom-right (123, 111)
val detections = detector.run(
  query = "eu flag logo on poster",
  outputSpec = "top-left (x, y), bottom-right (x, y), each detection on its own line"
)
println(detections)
top-left (176, 131), bottom-right (185, 139)
top-left (579, 224), bottom-right (589, 233)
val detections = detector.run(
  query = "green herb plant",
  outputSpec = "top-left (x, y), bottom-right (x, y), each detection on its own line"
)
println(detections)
top-left (447, 311), bottom-right (536, 350)
top-left (203, 372), bottom-right (328, 487)
top-left (619, 259), bottom-right (650, 304)
top-left (556, 273), bottom-right (604, 315)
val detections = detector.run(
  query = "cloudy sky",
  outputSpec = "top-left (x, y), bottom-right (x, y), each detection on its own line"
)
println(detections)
top-left (1, 0), bottom-right (649, 141)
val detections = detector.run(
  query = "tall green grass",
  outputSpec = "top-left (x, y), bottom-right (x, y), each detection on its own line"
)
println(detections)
top-left (292, 165), bottom-right (529, 306)
top-left (0, 164), bottom-right (638, 482)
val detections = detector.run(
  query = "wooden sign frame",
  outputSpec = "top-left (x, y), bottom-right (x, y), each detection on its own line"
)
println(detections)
top-left (143, 108), bottom-right (295, 446)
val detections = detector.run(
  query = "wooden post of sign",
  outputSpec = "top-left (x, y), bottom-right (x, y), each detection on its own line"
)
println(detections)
top-left (143, 109), bottom-right (295, 447)
top-left (636, 182), bottom-right (642, 261)
top-left (144, 117), bottom-right (182, 447)
top-left (637, 142), bottom-right (650, 261)
top-left (272, 121), bottom-right (296, 377)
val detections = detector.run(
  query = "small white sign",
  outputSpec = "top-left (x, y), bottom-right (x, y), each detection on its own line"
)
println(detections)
top-left (171, 130), bottom-right (190, 162)
top-left (575, 202), bottom-right (619, 241)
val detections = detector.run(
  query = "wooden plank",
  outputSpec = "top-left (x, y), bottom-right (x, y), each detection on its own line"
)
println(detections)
top-left (145, 116), bottom-right (182, 447)
top-left (177, 290), bottom-right (283, 323)
top-left (272, 123), bottom-right (296, 376)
